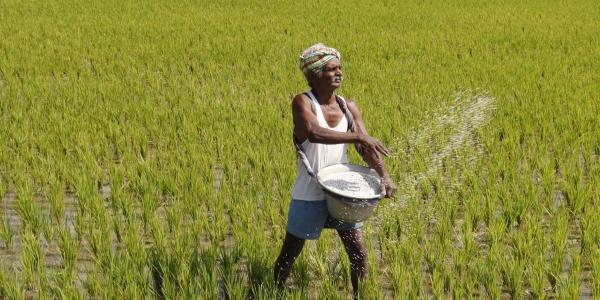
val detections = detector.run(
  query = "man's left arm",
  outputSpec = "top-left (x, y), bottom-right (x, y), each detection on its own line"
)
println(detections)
top-left (346, 101), bottom-right (397, 198)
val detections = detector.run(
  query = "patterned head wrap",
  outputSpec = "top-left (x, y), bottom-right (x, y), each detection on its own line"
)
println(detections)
top-left (299, 43), bottom-right (341, 76)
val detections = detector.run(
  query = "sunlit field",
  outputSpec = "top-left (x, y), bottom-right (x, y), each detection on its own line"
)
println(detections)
top-left (1, 0), bottom-right (599, 298)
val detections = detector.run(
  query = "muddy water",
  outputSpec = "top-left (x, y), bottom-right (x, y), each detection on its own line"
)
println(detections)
top-left (0, 189), bottom-right (93, 295)
top-left (1, 152), bottom-right (595, 297)
top-left (0, 179), bottom-right (155, 297)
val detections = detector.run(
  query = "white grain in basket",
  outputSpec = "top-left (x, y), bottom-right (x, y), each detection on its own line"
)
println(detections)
top-left (321, 171), bottom-right (382, 198)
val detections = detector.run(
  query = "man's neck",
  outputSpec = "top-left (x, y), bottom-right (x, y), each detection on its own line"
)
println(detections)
top-left (311, 88), bottom-right (337, 105)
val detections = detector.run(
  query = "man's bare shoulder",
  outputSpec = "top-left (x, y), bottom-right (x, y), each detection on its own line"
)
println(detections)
top-left (345, 99), bottom-right (362, 116)
top-left (345, 99), bottom-right (358, 108)
top-left (292, 93), bottom-right (309, 103)
top-left (291, 93), bottom-right (311, 111)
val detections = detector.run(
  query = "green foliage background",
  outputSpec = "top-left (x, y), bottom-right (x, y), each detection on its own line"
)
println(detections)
top-left (0, 0), bottom-right (599, 298)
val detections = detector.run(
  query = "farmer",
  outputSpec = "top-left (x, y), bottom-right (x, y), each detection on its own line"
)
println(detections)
top-left (273, 43), bottom-right (397, 298)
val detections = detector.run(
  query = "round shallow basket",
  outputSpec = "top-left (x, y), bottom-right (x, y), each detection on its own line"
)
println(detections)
top-left (317, 163), bottom-right (383, 223)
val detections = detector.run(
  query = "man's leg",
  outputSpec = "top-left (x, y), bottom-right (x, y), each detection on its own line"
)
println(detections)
top-left (274, 232), bottom-right (306, 289)
top-left (338, 228), bottom-right (368, 298)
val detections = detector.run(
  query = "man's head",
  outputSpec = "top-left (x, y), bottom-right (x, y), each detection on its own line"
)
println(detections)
top-left (299, 43), bottom-right (343, 89)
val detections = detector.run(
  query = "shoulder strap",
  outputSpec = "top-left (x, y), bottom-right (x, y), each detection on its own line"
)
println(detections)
top-left (293, 134), bottom-right (316, 178)
top-left (292, 94), bottom-right (361, 179)
top-left (304, 91), bottom-right (317, 114)
top-left (335, 95), bottom-right (356, 133)
top-left (292, 92), bottom-right (318, 178)
top-left (335, 96), bottom-right (365, 156)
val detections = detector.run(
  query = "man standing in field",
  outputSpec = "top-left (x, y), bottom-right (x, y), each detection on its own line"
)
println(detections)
top-left (273, 43), bottom-right (397, 298)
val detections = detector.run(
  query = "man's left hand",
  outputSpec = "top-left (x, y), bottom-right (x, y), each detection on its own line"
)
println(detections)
top-left (381, 176), bottom-right (397, 199)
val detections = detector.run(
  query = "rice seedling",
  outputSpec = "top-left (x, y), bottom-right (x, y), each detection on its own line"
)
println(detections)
top-left (561, 249), bottom-right (581, 299)
top-left (0, 266), bottom-right (24, 300)
top-left (19, 231), bottom-right (45, 291)
top-left (591, 247), bottom-right (600, 298)
top-left (388, 240), bottom-right (422, 299)
top-left (0, 213), bottom-right (13, 249)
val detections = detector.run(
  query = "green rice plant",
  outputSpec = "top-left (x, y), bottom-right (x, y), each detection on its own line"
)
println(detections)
top-left (528, 259), bottom-right (547, 299)
top-left (246, 251), bottom-right (277, 300)
top-left (591, 247), bottom-right (600, 298)
top-left (580, 205), bottom-right (599, 260)
top-left (149, 247), bottom-right (177, 299)
top-left (118, 193), bottom-right (136, 230)
top-left (196, 246), bottom-right (218, 298)
top-left (19, 231), bottom-right (45, 291)
top-left (71, 172), bottom-right (96, 219)
top-left (481, 188), bottom-right (498, 227)
top-left (148, 245), bottom-right (168, 299)
top-left (294, 254), bottom-right (311, 293)
top-left (389, 240), bottom-right (422, 299)
top-left (337, 240), bottom-right (352, 289)
top-left (46, 179), bottom-right (65, 226)
top-left (559, 249), bottom-right (581, 299)
top-left (149, 218), bottom-right (217, 298)
top-left (218, 247), bottom-right (246, 300)
top-left (483, 243), bottom-right (503, 299)
top-left (86, 195), bottom-right (114, 269)
top-left (486, 217), bottom-right (506, 246)
top-left (318, 278), bottom-right (346, 300)
top-left (432, 214), bottom-right (453, 253)
top-left (561, 163), bottom-right (588, 217)
top-left (305, 243), bottom-right (328, 282)
top-left (0, 178), bottom-right (5, 204)
top-left (0, 266), bottom-right (24, 300)
top-left (15, 178), bottom-right (44, 236)
top-left (452, 213), bottom-right (479, 298)
top-left (107, 164), bottom-right (125, 213)
top-left (425, 239), bottom-right (453, 298)
top-left (84, 269), bottom-right (113, 299)
top-left (120, 219), bottom-right (148, 290)
top-left (112, 212), bottom-right (123, 244)
top-left (365, 231), bottom-right (382, 286)
top-left (220, 271), bottom-right (247, 300)
top-left (538, 156), bottom-right (557, 210)
top-left (0, 0), bottom-right (599, 297)
top-left (140, 187), bottom-right (158, 231)
top-left (88, 225), bottom-right (114, 272)
top-left (57, 227), bottom-right (77, 276)
top-left (462, 192), bottom-right (484, 232)
top-left (501, 251), bottom-right (525, 299)
top-left (72, 207), bottom-right (87, 246)
top-left (172, 240), bottom-right (197, 297)
top-left (0, 213), bottom-right (13, 249)
top-left (430, 261), bottom-right (452, 299)
top-left (356, 275), bottom-right (385, 300)
top-left (499, 183), bottom-right (527, 228)
top-left (47, 270), bottom-right (85, 300)
top-left (40, 219), bottom-right (55, 251)
top-left (548, 210), bottom-right (569, 291)
top-left (516, 215), bottom-right (549, 299)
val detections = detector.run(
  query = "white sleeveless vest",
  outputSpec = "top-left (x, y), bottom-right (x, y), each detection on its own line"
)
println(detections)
top-left (291, 91), bottom-right (349, 201)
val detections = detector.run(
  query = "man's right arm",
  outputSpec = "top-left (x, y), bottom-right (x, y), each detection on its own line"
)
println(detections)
top-left (292, 94), bottom-right (363, 145)
top-left (292, 94), bottom-right (390, 159)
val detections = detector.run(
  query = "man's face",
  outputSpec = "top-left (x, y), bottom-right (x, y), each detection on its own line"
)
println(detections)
top-left (314, 59), bottom-right (343, 89)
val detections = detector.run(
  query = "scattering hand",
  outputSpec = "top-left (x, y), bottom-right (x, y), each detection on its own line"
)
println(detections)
top-left (381, 177), bottom-right (397, 199)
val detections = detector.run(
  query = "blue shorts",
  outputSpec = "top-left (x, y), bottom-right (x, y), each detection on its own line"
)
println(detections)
top-left (286, 199), bottom-right (363, 240)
